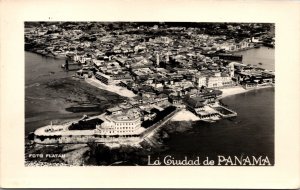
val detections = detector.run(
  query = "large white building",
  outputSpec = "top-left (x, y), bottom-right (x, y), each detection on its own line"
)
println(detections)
top-left (96, 109), bottom-right (144, 136)
top-left (195, 72), bottom-right (234, 89)
top-left (206, 77), bottom-right (223, 88)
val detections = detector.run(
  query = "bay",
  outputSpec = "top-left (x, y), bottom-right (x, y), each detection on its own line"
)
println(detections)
top-left (234, 46), bottom-right (275, 71)
top-left (157, 87), bottom-right (274, 165)
top-left (154, 46), bottom-right (275, 165)
top-left (25, 52), bottom-right (125, 135)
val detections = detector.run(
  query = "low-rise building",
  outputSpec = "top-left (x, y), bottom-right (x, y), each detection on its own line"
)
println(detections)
top-left (95, 72), bottom-right (112, 85)
top-left (96, 108), bottom-right (142, 136)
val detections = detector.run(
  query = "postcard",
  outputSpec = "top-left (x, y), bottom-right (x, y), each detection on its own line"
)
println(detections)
top-left (1, 0), bottom-right (300, 188)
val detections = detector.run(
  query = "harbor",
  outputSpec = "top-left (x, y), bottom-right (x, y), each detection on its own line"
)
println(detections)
top-left (233, 46), bottom-right (275, 71)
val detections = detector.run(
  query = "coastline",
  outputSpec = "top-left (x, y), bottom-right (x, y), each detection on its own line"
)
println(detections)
top-left (25, 52), bottom-right (127, 135)
top-left (26, 50), bottom-right (273, 100)
top-left (26, 49), bottom-right (70, 60)
top-left (229, 45), bottom-right (274, 54)
top-left (220, 85), bottom-right (274, 99)
top-left (171, 85), bottom-right (274, 122)
top-left (220, 86), bottom-right (248, 99)
top-left (171, 110), bottom-right (200, 121)
top-left (85, 77), bottom-right (137, 98)
top-left (232, 46), bottom-right (275, 71)
top-left (25, 51), bottom-right (274, 127)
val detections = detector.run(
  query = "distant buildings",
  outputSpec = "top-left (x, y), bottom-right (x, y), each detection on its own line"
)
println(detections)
top-left (25, 22), bottom-right (275, 122)
top-left (27, 22), bottom-right (276, 144)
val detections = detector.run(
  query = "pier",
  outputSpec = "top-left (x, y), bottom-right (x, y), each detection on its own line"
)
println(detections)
top-left (212, 105), bottom-right (237, 118)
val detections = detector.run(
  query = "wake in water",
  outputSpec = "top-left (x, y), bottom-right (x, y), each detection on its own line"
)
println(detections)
top-left (25, 83), bottom-right (40, 89)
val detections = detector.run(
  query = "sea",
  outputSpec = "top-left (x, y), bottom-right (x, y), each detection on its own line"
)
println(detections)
top-left (25, 46), bottom-right (275, 165)
top-left (25, 52), bottom-right (125, 135)
top-left (155, 87), bottom-right (274, 165)
top-left (152, 46), bottom-right (275, 165)
top-left (234, 46), bottom-right (275, 71)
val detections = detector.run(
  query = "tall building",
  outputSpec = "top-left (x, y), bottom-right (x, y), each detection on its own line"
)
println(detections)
top-left (229, 62), bottom-right (235, 78)
top-left (194, 72), bottom-right (206, 88)
top-left (166, 54), bottom-right (169, 63)
top-left (165, 51), bottom-right (171, 63)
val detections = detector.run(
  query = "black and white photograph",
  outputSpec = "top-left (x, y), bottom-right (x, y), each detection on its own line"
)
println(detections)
top-left (25, 22), bottom-right (275, 166)
top-left (1, 0), bottom-right (300, 188)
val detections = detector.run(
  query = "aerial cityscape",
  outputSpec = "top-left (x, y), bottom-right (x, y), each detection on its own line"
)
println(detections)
top-left (25, 22), bottom-right (275, 166)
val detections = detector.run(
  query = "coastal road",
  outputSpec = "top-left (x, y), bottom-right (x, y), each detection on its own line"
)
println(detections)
top-left (141, 108), bottom-right (182, 141)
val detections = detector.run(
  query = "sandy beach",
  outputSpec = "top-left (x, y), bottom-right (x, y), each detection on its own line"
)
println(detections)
top-left (220, 85), bottom-right (274, 99)
top-left (171, 85), bottom-right (274, 122)
top-left (220, 86), bottom-right (248, 98)
top-left (85, 77), bottom-right (137, 98)
top-left (171, 109), bottom-right (200, 121)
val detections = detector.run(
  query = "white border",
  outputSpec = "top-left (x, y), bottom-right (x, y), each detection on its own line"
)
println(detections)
top-left (1, 0), bottom-right (300, 188)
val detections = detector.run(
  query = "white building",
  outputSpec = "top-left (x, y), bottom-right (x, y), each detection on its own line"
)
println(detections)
top-left (73, 55), bottom-right (91, 64)
top-left (195, 75), bottom-right (207, 88)
top-left (195, 72), bottom-right (234, 89)
top-left (228, 62), bottom-right (235, 78)
top-left (207, 76), bottom-right (234, 88)
top-left (207, 77), bottom-right (223, 88)
top-left (96, 109), bottom-right (143, 136)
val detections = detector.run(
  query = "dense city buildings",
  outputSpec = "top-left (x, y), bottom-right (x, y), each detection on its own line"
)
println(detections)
top-left (25, 22), bottom-right (275, 144)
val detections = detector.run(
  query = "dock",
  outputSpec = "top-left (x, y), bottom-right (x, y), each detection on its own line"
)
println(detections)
top-left (212, 105), bottom-right (237, 118)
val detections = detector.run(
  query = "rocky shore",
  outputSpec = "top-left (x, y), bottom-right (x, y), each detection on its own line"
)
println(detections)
top-left (25, 52), bottom-right (126, 135)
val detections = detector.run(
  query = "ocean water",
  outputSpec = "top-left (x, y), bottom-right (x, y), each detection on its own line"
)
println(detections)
top-left (154, 47), bottom-right (275, 165)
top-left (25, 47), bottom-right (275, 165)
top-left (25, 52), bottom-right (74, 86)
top-left (156, 88), bottom-right (274, 165)
top-left (234, 46), bottom-right (275, 71)
top-left (25, 52), bottom-right (125, 135)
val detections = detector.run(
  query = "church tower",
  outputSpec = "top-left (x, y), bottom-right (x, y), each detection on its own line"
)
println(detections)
top-left (156, 53), bottom-right (160, 66)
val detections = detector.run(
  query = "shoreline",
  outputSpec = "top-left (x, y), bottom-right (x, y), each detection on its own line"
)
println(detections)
top-left (229, 45), bottom-right (274, 54)
top-left (220, 85), bottom-right (274, 99)
top-left (26, 51), bottom-right (274, 100)
top-left (171, 110), bottom-right (200, 122)
top-left (85, 77), bottom-right (137, 98)
top-left (171, 85), bottom-right (274, 122)
top-left (26, 51), bottom-right (274, 128)
top-left (220, 86), bottom-right (248, 99)
top-left (26, 49), bottom-right (71, 60)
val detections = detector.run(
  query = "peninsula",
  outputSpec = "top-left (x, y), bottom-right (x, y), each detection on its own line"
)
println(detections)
top-left (25, 22), bottom-right (275, 145)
